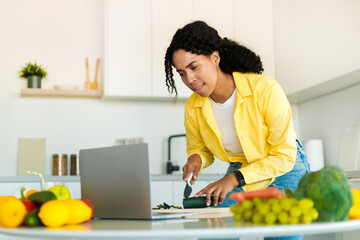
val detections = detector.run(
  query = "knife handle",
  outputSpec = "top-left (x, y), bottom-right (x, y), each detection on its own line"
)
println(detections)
top-left (186, 172), bottom-right (193, 185)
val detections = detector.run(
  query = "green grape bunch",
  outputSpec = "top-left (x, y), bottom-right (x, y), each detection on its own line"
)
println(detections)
top-left (230, 197), bottom-right (319, 225)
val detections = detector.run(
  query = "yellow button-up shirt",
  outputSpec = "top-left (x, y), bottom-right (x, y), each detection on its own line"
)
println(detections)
top-left (184, 72), bottom-right (297, 191)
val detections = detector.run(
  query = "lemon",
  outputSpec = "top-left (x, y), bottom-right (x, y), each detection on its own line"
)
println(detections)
top-left (0, 197), bottom-right (26, 228)
top-left (38, 200), bottom-right (70, 227)
top-left (62, 199), bottom-right (92, 225)
top-left (0, 196), bottom-right (17, 205)
top-left (63, 224), bottom-right (90, 231)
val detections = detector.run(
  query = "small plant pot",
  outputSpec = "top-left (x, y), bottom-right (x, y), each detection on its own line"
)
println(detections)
top-left (27, 76), bottom-right (42, 88)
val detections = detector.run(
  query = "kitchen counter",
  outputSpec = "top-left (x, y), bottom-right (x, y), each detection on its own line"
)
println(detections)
top-left (151, 174), bottom-right (224, 181)
top-left (1, 218), bottom-right (360, 239)
top-left (1, 170), bottom-right (360, 183)
top-left (0, 174), bottom-right (225, 183)
top-left (345, 171), bottom-right (360, 179)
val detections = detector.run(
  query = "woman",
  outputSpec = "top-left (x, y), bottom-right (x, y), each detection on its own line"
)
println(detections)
top-left (164, 21), bottom-right (310, 237)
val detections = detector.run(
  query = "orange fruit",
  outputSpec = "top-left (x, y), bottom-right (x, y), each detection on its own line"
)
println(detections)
top-left (62, 199), bottom-right (92, 225)
top-left (0, 197), bottom-right (26, 228)
top-left (38, 200), bottom-right (69, 227)
top-left (25, 189), bottom-right (38, 199)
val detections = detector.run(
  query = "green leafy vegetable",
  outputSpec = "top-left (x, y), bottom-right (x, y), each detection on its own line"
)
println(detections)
top-left (294, 166), bottom-right (353, 222)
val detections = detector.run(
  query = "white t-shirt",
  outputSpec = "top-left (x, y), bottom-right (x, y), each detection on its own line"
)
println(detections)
top-left (210, 89), bottom-right (244, 157)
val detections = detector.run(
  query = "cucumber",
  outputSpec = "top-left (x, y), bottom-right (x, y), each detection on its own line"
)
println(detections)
top-left (24, 208), bottom-right (42, 226)
top-left (27, 191), bottom-right (57, 206)
top-left (183, 196), bottom-right (215, 208)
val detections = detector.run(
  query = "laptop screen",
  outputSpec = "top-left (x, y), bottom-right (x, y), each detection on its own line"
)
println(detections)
top-left (79, 144), bottom-right (153, 219)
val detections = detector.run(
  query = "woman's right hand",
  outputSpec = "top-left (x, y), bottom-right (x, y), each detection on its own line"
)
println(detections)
top-left (182, 154), bottom-right (202, 184)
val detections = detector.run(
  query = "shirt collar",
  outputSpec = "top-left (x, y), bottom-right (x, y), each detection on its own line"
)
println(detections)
top-left (233, 72), bottom-right (252, 98)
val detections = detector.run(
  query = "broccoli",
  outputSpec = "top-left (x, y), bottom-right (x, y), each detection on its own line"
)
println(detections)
top-left (294, 166), bottom-right (353, 222)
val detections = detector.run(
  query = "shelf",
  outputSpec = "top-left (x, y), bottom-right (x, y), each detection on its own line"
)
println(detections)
top-left (101, 95), bottom-right (188, 102)
top-left (20, 88), bottom-right (103, 98)
top-left (287, 69), bottom-right (360, 104)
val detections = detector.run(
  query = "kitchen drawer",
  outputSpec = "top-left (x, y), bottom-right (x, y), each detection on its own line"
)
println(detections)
top-left (349, 179), bottom-right (360, 189)
top-left (0, 182), bottom-right (81, 199)
top-left (65, 182), bottom-right (81, 199)
top-left (150, 180), bottom-right (212, 208)
top-left (151, 181), bottom-right (173, 208)
top-left (0, 182), bottom-right (40, 196)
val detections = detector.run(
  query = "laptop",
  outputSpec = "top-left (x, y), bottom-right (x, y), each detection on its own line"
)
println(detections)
top-left (79, 143), bottom-right (197, 220)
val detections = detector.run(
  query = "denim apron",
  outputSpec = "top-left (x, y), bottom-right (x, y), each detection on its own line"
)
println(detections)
top-left (214, 139), bottom-right (310, 240)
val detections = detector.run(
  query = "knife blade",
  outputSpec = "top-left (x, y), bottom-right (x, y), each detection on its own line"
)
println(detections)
top-left (183, 172), bottom-right (193, 199)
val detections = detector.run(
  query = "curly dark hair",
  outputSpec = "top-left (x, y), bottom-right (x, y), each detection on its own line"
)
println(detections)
top-left (165, 20), bottom-right (264, 97)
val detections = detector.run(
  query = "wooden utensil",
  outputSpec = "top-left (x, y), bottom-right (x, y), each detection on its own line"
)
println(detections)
top-left (85, 57), bottom-right (91, 90)
top-left (91, 58), bottom-right (100, 90)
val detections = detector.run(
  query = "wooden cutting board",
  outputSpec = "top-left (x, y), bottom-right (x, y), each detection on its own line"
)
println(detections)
top-left (17, 138), bottom-right (46, 176)
top-left (153, 208), bottom-right (232, 219)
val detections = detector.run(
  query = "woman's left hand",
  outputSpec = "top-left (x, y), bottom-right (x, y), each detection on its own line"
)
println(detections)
top-left (194, 172), bottom-right (239, 207)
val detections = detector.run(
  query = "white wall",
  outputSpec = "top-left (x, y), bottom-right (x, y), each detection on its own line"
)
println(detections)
top-left (298, 83), bottom-right (360, 166)
top-left (0, 0), bottom-right (186, 176)
top-left (290, 104), bottom-right (300, 139)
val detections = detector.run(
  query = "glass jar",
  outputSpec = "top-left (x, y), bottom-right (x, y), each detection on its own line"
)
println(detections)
top-left (70, 154), bottom-right (79, 176)
top-left (52, 154), bottom-right (68, 176)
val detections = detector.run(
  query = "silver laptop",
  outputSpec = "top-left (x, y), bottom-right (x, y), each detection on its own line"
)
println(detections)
top-left (79, 144), bottom-right (196, 220)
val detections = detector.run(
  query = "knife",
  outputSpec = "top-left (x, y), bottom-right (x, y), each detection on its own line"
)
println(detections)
top-left (183, 172), bottom-right (193, 199)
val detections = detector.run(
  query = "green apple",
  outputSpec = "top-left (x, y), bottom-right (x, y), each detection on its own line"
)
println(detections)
top-left (49, 185), bottom-right (71, 200)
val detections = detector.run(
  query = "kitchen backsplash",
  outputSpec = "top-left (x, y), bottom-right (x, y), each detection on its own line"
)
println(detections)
top-left (298, 83), bottom-right (360, 168)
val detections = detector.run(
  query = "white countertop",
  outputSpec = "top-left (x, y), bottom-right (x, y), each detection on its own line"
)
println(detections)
top-left (1, 218), bottom-right (360, 239)
top-left (1, 171), bottom-right (360, 183)
top-left (0, 174), bottom-right (225, 183)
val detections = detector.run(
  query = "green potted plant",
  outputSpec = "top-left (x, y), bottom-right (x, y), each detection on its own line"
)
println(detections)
top-left (19, 62), bottom-right (48, 88)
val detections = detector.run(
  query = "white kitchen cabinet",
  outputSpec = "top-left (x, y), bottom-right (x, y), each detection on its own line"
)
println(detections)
top-left (193, 0), bottom-right (277, 79)
top-left (0, 182), bottom-right (40, 197)
top-left (151, 0), bottom-right (193, 98)
top-left (273, 0), bottom-right (360, 95)
top-left (234, 0), bottom-right (275, 78)
top-left (66, 182), bottom-right (81, 199)
top-left (193, 0), bottom-right (235, 40)
top-left (0, 181), bottom-right (81, 199)
top-left (107, 0), bottom-right (276, 100)
top-left (152, 0), bottom-right (235, 98)
top-left (105, 0), bottom-right (152, 97)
